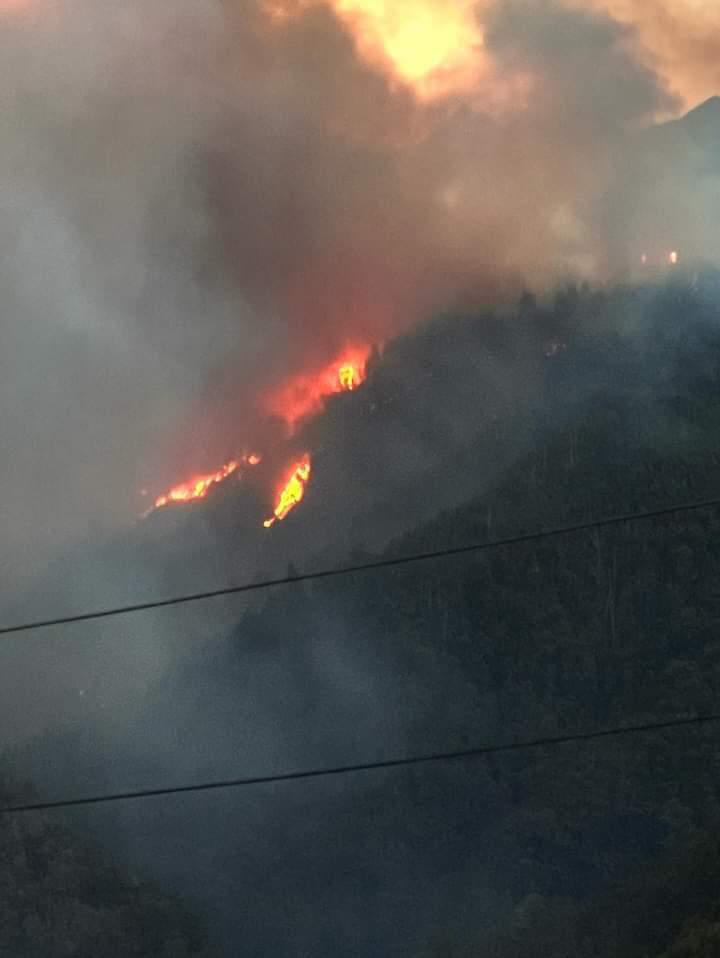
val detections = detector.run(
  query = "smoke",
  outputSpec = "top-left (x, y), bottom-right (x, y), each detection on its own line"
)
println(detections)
top-left (330, 0), bottom-right (720, 109)
top-left (1, 5), bottom-right (717, 942)
top-left (590, 0), bottom-right (720, 109)
top-left (0, 0), bottom-right (695, 584)
top-left (179, 0), bottom-right (678, 462)
top-left (0, 0), bottom-right (256, 583)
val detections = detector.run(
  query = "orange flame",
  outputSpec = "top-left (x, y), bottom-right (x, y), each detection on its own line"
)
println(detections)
top-left (264, 456), bottom-right (312, 528)
top-left (264, 345), bottom-right (371, 431)
top-left (151, 453), bottom-right (261, 512)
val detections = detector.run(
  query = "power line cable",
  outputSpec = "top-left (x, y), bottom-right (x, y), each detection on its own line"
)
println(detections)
top-left (2, 494), bottom-right (720, 639)
top-left (2, 711), bottom-right (718, 816)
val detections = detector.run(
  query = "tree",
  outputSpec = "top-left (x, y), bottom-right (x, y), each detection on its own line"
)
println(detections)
top-left (0, 781), bottom-right (210, 957)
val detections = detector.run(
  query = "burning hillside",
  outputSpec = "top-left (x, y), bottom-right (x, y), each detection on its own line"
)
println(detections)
top-left (4, 0), bottom-right (720, 585)
top-left (145, 453), bottom-right (262, 516)
top-left (146, 347), bottom-right (370, 527)
top-left (262, 346), bottom-right (371, 433)
top-left (263, 455), bottom-right (312, 528)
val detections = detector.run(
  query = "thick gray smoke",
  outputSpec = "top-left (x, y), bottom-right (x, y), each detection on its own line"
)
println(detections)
top-left (0, 1), bottom-right (253, 584)
top-left (2, 10), bottom-right (718, 952)
top-left (0, 0), bottom-right (692, 585)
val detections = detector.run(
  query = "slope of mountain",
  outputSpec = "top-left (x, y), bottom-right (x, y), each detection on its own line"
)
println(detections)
top-left (17, 274), bottom-right (720, 956)
top-left (0, 779), bottom-right (210, 956)
top-left (617, 95), bottom-right (720, 268)
top-left (656, 95), bottom-right (720, 164)
top-left (0, 289), bottom-right (552, 624)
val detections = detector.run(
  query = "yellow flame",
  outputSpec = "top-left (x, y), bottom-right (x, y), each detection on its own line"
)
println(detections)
top-left (338, 363), bottom-right (359, 390)
top-left (264, 457), bottom-right (312, 528)
top-left (149, 453), bottom-right (261, 514)
top-left (154, 460), bottom-right (239, 510)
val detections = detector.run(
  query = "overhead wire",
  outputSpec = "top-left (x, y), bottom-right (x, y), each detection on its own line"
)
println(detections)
top-left (1, 493), bottom-right (720, 638)
top-left (2, 712), bottom-right (718, 815)
top-left (2, 494), bottom-right (720, 815)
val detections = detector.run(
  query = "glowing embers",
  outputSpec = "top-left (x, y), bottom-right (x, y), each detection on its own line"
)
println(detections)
top-left (639, 250), bottom-right (681, 268)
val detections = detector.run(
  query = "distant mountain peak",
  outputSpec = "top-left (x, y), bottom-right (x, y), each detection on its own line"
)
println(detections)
top-left (686, 95), bottom-right (720, 117)
top-left (647, 95), bottom-right (720, 157)
top-left (678, 95), bottom-right (720, 140)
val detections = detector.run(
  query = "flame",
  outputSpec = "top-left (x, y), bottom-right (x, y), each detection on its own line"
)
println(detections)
top-left (264, 456), bottom-right (312, 528)
top-left (669, 250), bottom-right (679, 266)
top-left (338, 363), bottom-right (360, 390)
top-left (264, 345), bottom-right (371, 431)
top-left (150, 453), bottom-right (261, 513)
top-left (148, 346), bottom-right (368, 523)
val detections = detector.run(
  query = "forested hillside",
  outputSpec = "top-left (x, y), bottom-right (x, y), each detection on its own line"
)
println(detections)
top-left (0, 783), bottom-right (209, 957)
top-left (60, 274), bottom-right (716, 957)
top-left (14, 274), bottom-right (720, 955)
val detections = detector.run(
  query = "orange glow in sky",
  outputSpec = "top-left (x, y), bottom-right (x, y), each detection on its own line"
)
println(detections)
top-left (322, 0), bottom-right (717, 108)
top-left (585, 0), bottom-right (720, 109)
top-left (0, 0), bottom-right (33, 12)
top-left (3, 0), bottom-right (716, 109)
top-left (331, 0), bottom-right (482, 96)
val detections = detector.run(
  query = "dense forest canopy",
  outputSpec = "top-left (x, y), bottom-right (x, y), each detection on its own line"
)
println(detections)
top-left (0, 781), bottom-right (209, 956)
